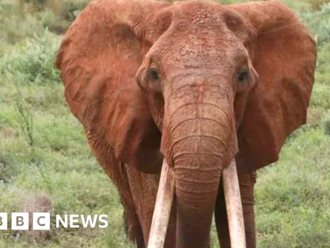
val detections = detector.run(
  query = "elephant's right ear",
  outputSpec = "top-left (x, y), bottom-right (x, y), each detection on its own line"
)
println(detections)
top-left (56, 0), bottom-right (172, 173)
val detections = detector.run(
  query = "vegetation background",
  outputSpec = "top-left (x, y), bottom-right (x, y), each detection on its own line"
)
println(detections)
top-left (0, 0), bottom-right (329, 247)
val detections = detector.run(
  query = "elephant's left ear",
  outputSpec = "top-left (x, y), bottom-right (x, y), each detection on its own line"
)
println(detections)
top-left (230, 1), bottom-right (317, 172)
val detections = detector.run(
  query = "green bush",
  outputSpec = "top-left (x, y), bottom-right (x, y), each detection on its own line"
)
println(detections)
top-left (45, 0), bottom-right (92, 32)
top-left (310, 84), bottom-right (330, 109)
top-left (0, 30), bottom-right (61, 85)
top-left (0, 1), bottom-right (55, 43)
top-left (54, 0), bottom-right (91, 22)
top-left (0, 0), bottom-right (92, 42)
top-left (19, 0), bottom-right (49, 10)
top-left (302, 3), bottom-right (330, 45)
top-left (322, 111), bottom-right (330, 135)
top-left (308, 0), bottom-right (330, 10)
top-left (315, 41), bottom-right (330, 85)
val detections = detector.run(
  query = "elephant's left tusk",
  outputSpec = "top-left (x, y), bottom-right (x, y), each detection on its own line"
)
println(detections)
top-left (148, 159), bottom-right (175, 248)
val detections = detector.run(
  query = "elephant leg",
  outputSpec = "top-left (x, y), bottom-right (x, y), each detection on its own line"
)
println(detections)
top-left (215, 183), bottom-right (230, 248)
top-left (85, 130), bottom-right (176, 246)
top-left (215, 171), bottom-right (257, 248)
top-left (85, 130), bottom-right (146, 247)
top-left (239, 172), bottom-right (257, 248)
top-left (122, 201), bottom-right (145, 248)
top-left (125, 165), bottom-right (176, 248)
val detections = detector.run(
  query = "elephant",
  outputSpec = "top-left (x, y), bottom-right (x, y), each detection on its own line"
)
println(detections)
top-left (56, 0), bottom-right (316, 247)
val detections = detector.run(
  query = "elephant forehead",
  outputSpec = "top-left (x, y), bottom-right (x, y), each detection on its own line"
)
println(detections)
top-left (146, 3), bottom-right (250, 72)
top-left (169, 1), bottom-right (250, 36)
top-left (151, 34), bottom-right (244, 75)
top-left (173, 1), bottom-right (233, 25)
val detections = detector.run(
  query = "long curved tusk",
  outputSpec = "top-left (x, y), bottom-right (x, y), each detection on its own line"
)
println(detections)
top-left (148, 159), bottom-right (175, 248)
top-left (222, 159), bottom-right (246, 248)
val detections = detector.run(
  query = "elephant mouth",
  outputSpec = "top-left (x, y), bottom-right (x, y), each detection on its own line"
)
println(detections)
top-left (147, 158), bottom-right (246, 248)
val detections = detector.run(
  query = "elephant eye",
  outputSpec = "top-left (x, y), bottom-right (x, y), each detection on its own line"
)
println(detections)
top-left (237, 69), bottom-right (250, 83)
top-left (147, 67), bottom-right (162, 92)
top-left (148, 67), bottom-right (160, 81)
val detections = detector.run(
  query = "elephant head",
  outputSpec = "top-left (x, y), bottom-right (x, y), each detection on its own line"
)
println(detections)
top-left (56, 0), bottom-right (316, 247)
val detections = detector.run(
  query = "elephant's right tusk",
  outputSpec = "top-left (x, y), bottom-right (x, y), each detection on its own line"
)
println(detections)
top-left (148, 159), bottom-right (175, 248)
top-left (222, 159), bottom-right (246, 248)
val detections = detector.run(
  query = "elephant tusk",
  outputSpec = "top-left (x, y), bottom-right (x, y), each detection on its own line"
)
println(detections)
top-left (222, 159), bottom-right (247, 248)
top-left (148, 159), bottom-right (175, 248)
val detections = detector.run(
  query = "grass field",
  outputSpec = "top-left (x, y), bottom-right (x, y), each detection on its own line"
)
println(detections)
top-left (0, 0), bottom-right (329, 247)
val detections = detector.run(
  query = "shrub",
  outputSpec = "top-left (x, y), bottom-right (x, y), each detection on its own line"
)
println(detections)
top-left (0, 30), bottom-right (61, 85)
top-left (315, 41), bottom-right (330, 86)
top-left (310, 84), bottom-right (330, 109)
top-left (308, 0), bottom-right (330, 10)
top-left (322, 111), bottom-right (330, 135)
top-left (19, 0), bottom-right (49, 10)
top-left (0, 1), bottom-right (55, 43)
top-left (46, 0), bottom-right (92, 32)
top-left (301, 3), bottom-right (330, 45)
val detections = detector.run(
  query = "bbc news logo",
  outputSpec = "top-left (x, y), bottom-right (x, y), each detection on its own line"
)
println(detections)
top-left (0, 213), bottom-right (109, 230)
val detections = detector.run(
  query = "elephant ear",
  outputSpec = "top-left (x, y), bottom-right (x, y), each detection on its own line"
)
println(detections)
top-left (56, 0), bottom-right (171, 173)
top-left (231, 1), bottom-right (317, 172)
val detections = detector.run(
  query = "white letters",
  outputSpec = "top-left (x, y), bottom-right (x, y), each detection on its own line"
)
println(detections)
top-left (33, 213), bottom-right (50, 230)
top-left (0, 213), bottom-right (109, 230)
top-left (70, 214), bottom-right (80, 228)
top-left (12, 213), bottom-right (29, 230)
top-left (56, 214), bottom-right (68, 228)
top-left (0, 213), bottom-right (7, 230)
top-left (99, 215), bottom-right (109, 228)
top-left (81, 215), bottom-right (98, 228)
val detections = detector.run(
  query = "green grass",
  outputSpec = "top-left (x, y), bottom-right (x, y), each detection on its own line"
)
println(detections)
top-left (0, 0), bottom-right (329, 247)
top-left (255, 129), bottom-right (330, 248)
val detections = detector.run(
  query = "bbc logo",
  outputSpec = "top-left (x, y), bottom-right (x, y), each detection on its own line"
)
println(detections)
top-left (0, 213), bottom-right (50, 230)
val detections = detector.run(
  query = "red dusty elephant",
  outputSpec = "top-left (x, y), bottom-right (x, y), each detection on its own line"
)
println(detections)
top-left (56, 0), bottom-right (316, 247)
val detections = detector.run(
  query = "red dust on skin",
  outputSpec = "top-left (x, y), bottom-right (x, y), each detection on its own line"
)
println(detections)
top-left (56, 0), bottom-right (316, 247)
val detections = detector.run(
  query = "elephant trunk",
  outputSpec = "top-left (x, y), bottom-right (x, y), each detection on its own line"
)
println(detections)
top-left (148, 80), bottom-right (246, 248)
top-left (170, 114), bottom-right (230, 248)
